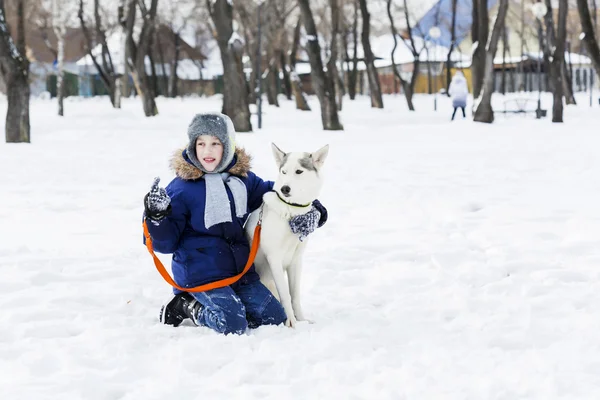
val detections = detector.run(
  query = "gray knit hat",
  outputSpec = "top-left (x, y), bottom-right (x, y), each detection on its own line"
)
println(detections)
top-left (185, 112), bottom-right (236, 173)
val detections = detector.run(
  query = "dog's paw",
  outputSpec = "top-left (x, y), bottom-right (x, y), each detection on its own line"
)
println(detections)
top-left (295, 314), bottom-right (314, 324)
top-left (285, 317), bottom-right (297, 328)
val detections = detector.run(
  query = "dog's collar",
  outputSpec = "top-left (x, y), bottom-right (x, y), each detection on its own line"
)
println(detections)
top-left (274, 191), bottom-right (311, 208)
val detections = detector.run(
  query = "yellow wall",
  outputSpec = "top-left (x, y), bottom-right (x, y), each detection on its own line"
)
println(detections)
top-left (413, 67), bottom-right (472, 94)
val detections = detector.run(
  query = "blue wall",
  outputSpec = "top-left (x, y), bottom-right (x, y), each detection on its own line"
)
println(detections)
top-left (413, 0), bottom-right (498, 47)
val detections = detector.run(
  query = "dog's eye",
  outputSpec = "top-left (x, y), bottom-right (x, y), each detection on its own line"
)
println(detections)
top-left (295, 170), bottom-right (303, 175)
top-left (281, 170), bottom-right (287, 175)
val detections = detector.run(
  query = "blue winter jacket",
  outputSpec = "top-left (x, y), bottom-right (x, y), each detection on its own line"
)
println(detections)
top-left (144, 148), bottom-right (272, 291)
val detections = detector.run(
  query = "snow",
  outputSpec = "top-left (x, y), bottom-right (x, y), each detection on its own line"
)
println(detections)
top-left (513, 52), bottom-right (593, 66)
top-left (2, 93), bottom-right (600, 399)
top-left (296, 35), bottom-right (471, 76)
top-left (228, 31), bottom-right (244, 47)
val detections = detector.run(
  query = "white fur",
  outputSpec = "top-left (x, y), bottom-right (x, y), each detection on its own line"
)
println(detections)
top-left (245, 143), bottom-right (329, 328)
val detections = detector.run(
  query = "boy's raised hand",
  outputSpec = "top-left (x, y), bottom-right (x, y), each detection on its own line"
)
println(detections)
top-left (144, 177), bottom-right (172, 222)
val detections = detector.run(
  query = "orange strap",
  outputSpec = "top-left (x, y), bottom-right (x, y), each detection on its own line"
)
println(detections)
top-left (143, 219), bottom-right (261, 293)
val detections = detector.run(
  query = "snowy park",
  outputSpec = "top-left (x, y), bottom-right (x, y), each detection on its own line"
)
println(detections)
top-left (2, 93), bottom-right (600, 399)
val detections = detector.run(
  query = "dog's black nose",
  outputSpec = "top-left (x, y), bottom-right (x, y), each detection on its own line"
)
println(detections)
top-left (281, 185), bottom-right (291, 195)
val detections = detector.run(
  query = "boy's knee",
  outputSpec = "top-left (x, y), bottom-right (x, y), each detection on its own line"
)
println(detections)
top-left (214, 311), bottom-right (248, 335)
top-left (260, 297), bottom-right (287, 326)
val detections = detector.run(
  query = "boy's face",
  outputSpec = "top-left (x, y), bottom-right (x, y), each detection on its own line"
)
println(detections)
top-left (195, 135), bottom-right (223, 172)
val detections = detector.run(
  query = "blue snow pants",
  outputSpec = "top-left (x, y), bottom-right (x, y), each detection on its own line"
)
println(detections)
top-left (190, 279), bottom-right (287, 335)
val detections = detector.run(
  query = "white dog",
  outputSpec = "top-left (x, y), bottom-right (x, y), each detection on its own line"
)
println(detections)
top-left (245, 143), bottom-right (329, 328)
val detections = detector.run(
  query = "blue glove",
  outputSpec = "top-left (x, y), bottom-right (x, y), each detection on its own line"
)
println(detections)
top-left (144, 177), bottom-right (171, 222)
top-left (312, 199), bottom-right (328, 228)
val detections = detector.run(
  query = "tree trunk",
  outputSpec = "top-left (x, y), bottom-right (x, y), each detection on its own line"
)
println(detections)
top-left (236, 3), bottom-right (256, 105)
top-left (562, 49), bottom-right (576, 105)
top-left (247, 44), bottom-right (257, 105)
top-left (472, 0), bottom-right (489, 98)
top-left (519, 0), bottom-right (525, 90)
top-left (279, 51), bottom-right (292, 100)
top-left (81, 0), bottom-right (119, 108)
top-left (328, 0), bottom-right (343, 111)
top-left (594, 0), bottom-right (598, 35)
top-left (209, 0), bottom-right (252, 131)
top-left (168, 32), bottom-right (180, 98)
top-left (123, 0), bottom-right (158, 117)
top-left (577, 0), bottom-right (600, 79)
top-left (53, 0), bottom-right (66, 116)
top-left (0, 0), bottom-right (30, 143)
top-left (501, 25), bottom-right (507, 94)
top-left (549, 0), bottom-right (567, 122)
top-left (298, 0), bottom-right (343, 130)
top-left (289, 16), bottom-right (310, 111)
top-left (291, 72), bottom-right (310, 111)
top-left (426, 49), bottom-right (433, 94)
top-left (148, 42), bottom-right (159, 97)
top-left (347, 0), bottom-right (359, 100)
top-left (266, 60), bottom-right (280, 107)
top-left (5, 70), bottom-right (30, 143)
top-left (446, 0), bottom-right (458, 95)
top-left (119, 1), bottom-right (129, 99)
top-left (358, 0), bottom-right (383, 108)
top-left (56, 33), bottom-right (65, 116)
top-left (474, 0), bottom-right (509, 123)
top-left (156, 30), bottom-right (168, 97)
top-left (387, 0), bottom-right (419, 111)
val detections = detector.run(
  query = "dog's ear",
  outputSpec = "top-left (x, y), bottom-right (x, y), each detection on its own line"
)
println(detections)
top-left (311, 144), bottom-right (329, 170)
top-left (271, 143), bottom-right (286, 167)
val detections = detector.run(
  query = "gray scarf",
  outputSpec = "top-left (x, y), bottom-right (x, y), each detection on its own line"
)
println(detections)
top-left (203, 172), bottom-right (247, 229)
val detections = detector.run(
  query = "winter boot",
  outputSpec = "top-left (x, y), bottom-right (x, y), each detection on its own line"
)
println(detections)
top-left (159, 292), bottom-right (202, 327)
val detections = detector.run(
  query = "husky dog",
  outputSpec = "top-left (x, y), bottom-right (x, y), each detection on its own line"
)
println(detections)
top-left (245, 143), bottom-right (329, 328)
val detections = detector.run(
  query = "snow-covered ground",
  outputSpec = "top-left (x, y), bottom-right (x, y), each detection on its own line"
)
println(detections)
top-left (2, 93), bottom-right (600, 399)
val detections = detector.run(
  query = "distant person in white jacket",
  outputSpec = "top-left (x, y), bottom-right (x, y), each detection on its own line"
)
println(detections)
top-left (448, 71), bottom-right (469, 120)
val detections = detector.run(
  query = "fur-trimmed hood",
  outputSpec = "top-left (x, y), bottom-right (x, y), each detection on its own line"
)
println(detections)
top-left (170, 147), bottom-right (252, 180)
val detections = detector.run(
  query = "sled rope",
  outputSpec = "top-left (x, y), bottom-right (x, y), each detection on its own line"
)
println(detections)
top-left (142, 218), bottom-right (261, 293)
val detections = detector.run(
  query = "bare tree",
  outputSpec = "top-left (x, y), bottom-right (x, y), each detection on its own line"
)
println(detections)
top-left (549, 0), bottom-right (568, 122)
top-left (52, 0), bottom-right (67, 116)
top-left (562, 42), bottom-right (576, 105)
top-left (471, 0), bottom-right (488, 99)
top-left (344, 0), bottom-right (359, 100)
top-left (446, 0), bottom-right (458, 95)
top-left (387, 0), bottom-right (421, 111)
top-left (328, 0), bottom-right (343, 110)
top-left (289, 15), bottom-right (310, 111)
top-left (298, 0), bottom-right (343, 130)
top-left (118, 0), bottom-right (129, 99)
top-left (541, 0), bottom-right (567, 121)
top-left (519, 0), bottom-right (525, 90)
top-left (357, 0), bottom-right (383, 108)
top-left (235, 1), bottom-right (258, 104)
top-left (168, 29), bottom-right (181, 97)
top-left (79, 0), bottom-right (121, 108)
top-left (263, 3), bottom-right (282, 107)
top-left (274, 1), bottom-right (295, 102)
top-left (473, 0), bottom-right (509, 123)
top-left (158, 1), bottom-right (199, 98)
top-left (501, 24), bottom-right (507, 94)
top-left (577, 0), bottom-right (600, 79)
top-left (207, 0), bottom-right (251, 131)
top-left (0, 0), bottom-right (30, 143)
top-left (594, 0), bottom-right (598, 36)
top-left (122, 0), bottom-right (159, 117)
